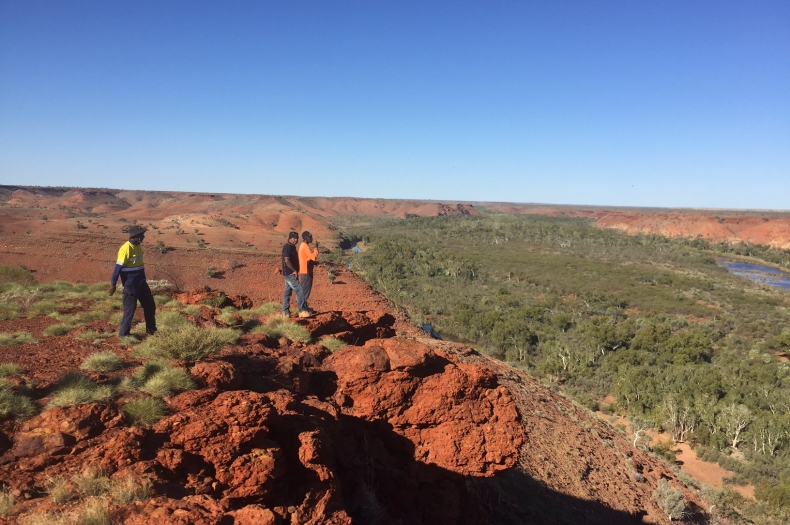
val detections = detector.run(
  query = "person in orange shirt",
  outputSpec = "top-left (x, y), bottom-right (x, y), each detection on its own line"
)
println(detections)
top-left (298, 231), bottom-right (320, 314)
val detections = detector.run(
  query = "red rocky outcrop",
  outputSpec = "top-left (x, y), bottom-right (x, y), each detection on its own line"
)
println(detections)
top-left (323, 337), bottom-right (525, 477)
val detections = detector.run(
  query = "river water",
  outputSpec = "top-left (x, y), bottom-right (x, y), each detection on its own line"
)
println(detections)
top-left (716, 259), bottom-right (790, 290)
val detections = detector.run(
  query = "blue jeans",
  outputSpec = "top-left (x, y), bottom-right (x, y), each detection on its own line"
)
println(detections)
top-left (283, 274), bottom-right (306, 314)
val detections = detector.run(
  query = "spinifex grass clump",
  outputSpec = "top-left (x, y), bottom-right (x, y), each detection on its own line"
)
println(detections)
top-left (0, 332), bottom-right (38, 347)
top-left (80, 352), bottom-right (125, 373)
top-left (133, 324), bottom-right (240, 362)
top-left (0, 380), bottom-right (36, 421)
top-left (250, 313), bottom-right (311, 343)
top-left (237, 302), bottom-right (281, 319)
top-left (320, 337), bottom-right (347, 352)
top-left (42, 323), bottom-right (73, 337)
top-left (47, 373), bottom-right (114, 408)
top-left (119, 363), bottom-right (195, 397)
top-left (0, 362), bottom-right (25, 377)
top-left (121, 397), bottom-right (167, 427)
top-left (26, 299), bottom-right (62, 318)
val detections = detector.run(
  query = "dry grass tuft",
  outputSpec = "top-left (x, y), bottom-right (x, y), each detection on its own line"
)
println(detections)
top-left (74, 496), bottom-right (110, 525)
top-left (0, 380), bottom-right (36, 421)
top-left (46, 475), bottom-right (74, 505)
top-left (73, 467), bottom-right (111, 496)
top-left (42, 323), bottom-right (73, 337)
top-left (0, 362), bottom-right (26, 377)
top-left (0, 486), bottom-right (14, 518)
top-left (110, 475), bottom-right (153, 504)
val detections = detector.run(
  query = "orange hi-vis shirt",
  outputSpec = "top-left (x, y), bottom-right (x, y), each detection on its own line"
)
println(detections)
top-left (298, 242), bottom-right (319, 275)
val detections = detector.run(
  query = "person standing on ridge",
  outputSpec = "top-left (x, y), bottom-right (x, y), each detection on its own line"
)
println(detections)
top-left (298, 231), bottom-right (320, 314)
top-left (282, 231), bottom-right (310, 318)
top-left (109, 224), bottom-right (157, 337)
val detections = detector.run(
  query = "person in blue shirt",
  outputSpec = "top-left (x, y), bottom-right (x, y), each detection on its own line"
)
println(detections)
top-left (109, 225), bottom-right (157, 336)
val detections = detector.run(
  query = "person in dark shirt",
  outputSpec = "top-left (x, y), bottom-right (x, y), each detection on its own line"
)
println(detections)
top-left (109, 224), bottom-right (157, 336)
top-left (282, 231), bottom-right (310, 318)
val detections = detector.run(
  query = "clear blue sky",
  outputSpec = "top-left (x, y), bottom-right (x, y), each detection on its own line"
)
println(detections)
top-left (1, 1), bottom-right (788, 209)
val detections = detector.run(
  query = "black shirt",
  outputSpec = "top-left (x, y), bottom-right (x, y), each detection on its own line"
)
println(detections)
top-left (282, 242), bottom-right (298, 276)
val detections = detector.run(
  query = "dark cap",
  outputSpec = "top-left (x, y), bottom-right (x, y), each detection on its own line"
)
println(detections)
top-left (302, 230), bottom-right (312, 240)
top-left (288, 231), bottom-right (299, 240)
top-left (128, 225), bottom-right (147, 239)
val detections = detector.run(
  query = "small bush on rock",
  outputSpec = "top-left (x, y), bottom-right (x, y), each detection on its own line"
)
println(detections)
top-left (122, 397), bottom-right (167, 427)
top-left (80, 352), bottom-right (125, 373)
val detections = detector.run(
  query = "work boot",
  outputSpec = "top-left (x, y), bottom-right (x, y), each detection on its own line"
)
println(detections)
top-left (298, 310), bottom-right (311, 319)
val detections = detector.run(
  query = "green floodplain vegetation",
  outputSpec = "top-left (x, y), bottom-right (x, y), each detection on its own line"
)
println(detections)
top-left (331, 211), bottom-right (790, 522)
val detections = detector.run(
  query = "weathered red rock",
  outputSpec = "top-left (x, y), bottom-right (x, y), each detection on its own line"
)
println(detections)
top-left (190, 361), bottom-right (243, 390)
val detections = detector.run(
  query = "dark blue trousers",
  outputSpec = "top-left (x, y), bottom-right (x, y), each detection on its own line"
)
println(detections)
top-left (119, 281), bottom-right (157, 336)
top-left (299, 273), bottom-right (313, 306)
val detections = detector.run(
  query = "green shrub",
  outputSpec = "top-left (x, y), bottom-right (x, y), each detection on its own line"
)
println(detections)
top-left (47, 374), bottom-right (114, 408)
top-left (133, 324), bottom-right (239, 362)
top-left (250, 314), bottom-right (311, 343)
top-left (0, 362), bottom-right (25, 377)
top-left (0, 332), bottom-right (38, 346)
top-left (43, 324), bottom-right (73, 337)
top-left (122, 397), bottom-right (167, 427)
top-left (0, 486), bottom-right (13, 518)
top-left (320, 337), bottom-right (347, 352)
top-left (80, 352), bottom-right (125, 373)
top-left (653, 478), bottom-right (686, 520)
top-left (110, 475), bottom-right (153, 504)
top-left (0, 264), bottom-right (36, 286)
top-left (0, 381), bottom-right (36, 421)
top-left (206, 266), bottom-right (218, 277)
